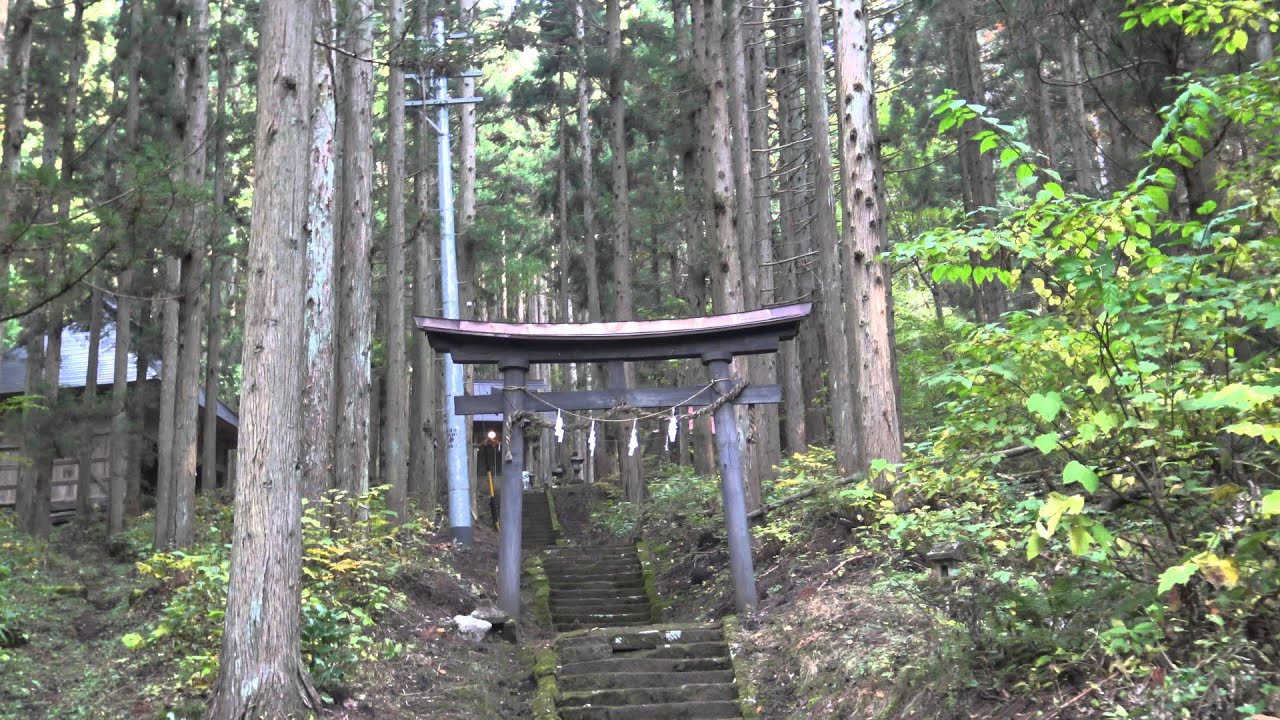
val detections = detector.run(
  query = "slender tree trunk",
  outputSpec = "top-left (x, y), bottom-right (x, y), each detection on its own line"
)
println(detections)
top-left (773, 5), bottom-right (808, 453)
top-left (1060, 29), bottom-right (1096, 193)
top-left (336, 0), bottom-right (375, 514)
top-left (834, 0), bottom-right (903, 490)
top-left (574, 0), bottom-right (601, 325)
top-left (17, 314), bottom-right (48, 537)
top-left (171, 0), bottom-right (212, 549)
top-left (0, 0), bottom-right (33, 360)
top-left (409, 0), bottom-right (441, 508)
top-left (747, 0), bottom-right (780, 502)
top-left (78, 284), bottom-right (102, 523)
top-left (29, 303), bottom-right (63, 537)
top-left (202, 40), bottom-right (231, 495)
top-left (605, 0), bottom-right (643, 503)
top-left (206, 0), bottom-right (320, 710)
top-left (802, 0), bottom-right (858, 474)
top-left (303, 0), bottom-right (337, 506)
top-left (947, 0), bottom-right (1004, 322)
top-left (458, 0), bottom-right (479, 318)
top-left (108, 271), bottom-right (133, 536)
top-left (383, 0), bottom-right (409, 521)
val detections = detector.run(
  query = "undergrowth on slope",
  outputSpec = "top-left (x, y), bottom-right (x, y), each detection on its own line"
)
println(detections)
top-left (118, 487), bottom-right (422, 706)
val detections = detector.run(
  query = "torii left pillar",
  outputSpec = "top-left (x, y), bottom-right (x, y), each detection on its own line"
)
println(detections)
top-left (497, 357), bottom-right (529, 618)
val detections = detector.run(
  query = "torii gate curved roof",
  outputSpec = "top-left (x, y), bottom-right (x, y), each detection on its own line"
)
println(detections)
top-left (414, 302), bottom-right (812, 365)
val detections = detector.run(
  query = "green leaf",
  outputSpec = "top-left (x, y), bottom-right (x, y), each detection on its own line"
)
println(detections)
top-left (1231, 28), bottom-right (1248, 51)
top-left (1092, 410), bottom-right (1119, 434)
top-left (1026, 391), bottom-right (1064, 422)
top-left (1063, 461), bottom-right (1100, 493)
top-left (1044, 181), bottom-right (1065, 200)
top-left (1182, 384), bottom-right (1280, 411)
top-left (121, 633), bottom-right (145, 650)
top-left (1027, 533), bottom-right (1045, 560)
top-left (1157, 562), bottom-right (1197, 595)
top-left (1068, 524), bottom-right (1093, 555)
top-left (1224, 422), bottom-right (1280, 444)
top-left (1087, 374), bottom-right (1109, 394)
top-left (1144, 185), bottom-right (1170, 212)
top-left (1032, 432), bottom-right (1060, 454)
top-left (1000, 147), bottom-right (1019, 166)
top-left (1016, 163), bottom-right (1035, 186)
top-left (1261, 490), bottom-right (1280, 517)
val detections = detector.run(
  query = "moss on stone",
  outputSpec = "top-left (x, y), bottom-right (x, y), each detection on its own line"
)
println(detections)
top-left (524, 555), bottom-right (553, 627)
top-left (529, 649), bottom-right (561, 720)
top-left (634, 540), bottom-right (668, 622)
top-left (545, 486), bottom-right (563, 536)
top-left (722, 614), bottom-right (762, 720)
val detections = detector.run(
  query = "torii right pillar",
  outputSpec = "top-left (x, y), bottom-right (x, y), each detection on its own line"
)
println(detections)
top-left (703, 351), bottom-right (758, 614)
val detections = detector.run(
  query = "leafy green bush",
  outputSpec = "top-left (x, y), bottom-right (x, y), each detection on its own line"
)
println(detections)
top-left (124, 486), bottom-right (414, 699)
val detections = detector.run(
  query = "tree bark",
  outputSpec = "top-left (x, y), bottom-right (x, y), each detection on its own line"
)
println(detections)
top-left (108, 271), bottom-right (133, 536)
top-left (78, 283), bottom-right (102, 523)
top-left (206, 0), bottom-right (320, 711)
top-left (458, 0), bottom-right (479, 319)
top-left (0, 0), bottom-right (33, 362)
top-left (802, 0), bottom-right (858, 475)
top-left (746, 0), bottom-right (780, 503)
top-left (946, 0), bottom-right (1005, 323)
top-left (605, 0), bottom-right (643, 503)
top-left (383, 0), bottom-right (409, 521)
top-left (1060, 29), bottom-right (1097, 193)
top-left (171, 0), bottom-right (213, 549)
top-left (834, 0), bottom-right (903, 491)
top-left (336, 0), bottom-right (375, 515)
top-left (772, 5), bottom-right (808, 454)
top-left (303, 0), bottom-right (337, 506)
top-left (202, 41), bottom-right (232, 495)
top-left (409, 0), bottom-right (441, 508)
top-left (17, 313), bottom-right (49, 537)
top-left (574, 0), bottom-right (601, 325)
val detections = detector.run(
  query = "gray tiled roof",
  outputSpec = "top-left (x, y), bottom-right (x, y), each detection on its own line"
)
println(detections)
top-left (1, 323), bottom-right (239, 428)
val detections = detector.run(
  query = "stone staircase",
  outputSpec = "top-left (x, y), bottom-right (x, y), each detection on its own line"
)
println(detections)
top-left (522, 490), bottom-right (559, 548)
top-left (538, 544), bottom-right (745, 719)
top-left (543, 545), bottom-right (656, 632)
top-left (553, 624), bottom-right (743, 719)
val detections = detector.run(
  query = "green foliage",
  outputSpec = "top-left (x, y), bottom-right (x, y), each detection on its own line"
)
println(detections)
top-left (123, 487), bottom-right (416, 699)
top-left (888, 44), bottom-right (1280, 716)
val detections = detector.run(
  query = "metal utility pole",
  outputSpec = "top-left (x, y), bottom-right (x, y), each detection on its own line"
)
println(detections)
top-left (408, 18), bottom-right (482, 545)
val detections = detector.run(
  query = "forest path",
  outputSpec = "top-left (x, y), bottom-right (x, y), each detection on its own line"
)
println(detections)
top-left (527, 502), bottom-right (748, 719)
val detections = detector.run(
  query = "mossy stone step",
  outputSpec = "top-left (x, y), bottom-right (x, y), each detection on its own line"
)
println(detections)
top-left (558, 670), bottom-right (735, 691)
top-left (545, 570), bottom-right (644, 582)
top-left (557, 627), bottom-right (724, 650)
top-left (558, 682), bottom-right (737, 708)
top-left (552, 611), bottom-right (655, 625)
top-left (543, 547), bottom-right (637, 559)
top-left (552, 576), bottom-right (650, 589)
top-left (558, 656), bottom-right (732, 675)
top-left (550, 588), bottom-right (650, 600)
top-left (544, 558), bottom-right (641, 571)
top-left (550, 596), bottom-right (652, 608)
top-left (550, 599), bottom-right (650, 617)
top-left (557, 700), bottom-right (742, 720)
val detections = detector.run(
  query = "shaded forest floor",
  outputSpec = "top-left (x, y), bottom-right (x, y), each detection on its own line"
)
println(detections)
top-left (0, 513), bottom-right (538, 719)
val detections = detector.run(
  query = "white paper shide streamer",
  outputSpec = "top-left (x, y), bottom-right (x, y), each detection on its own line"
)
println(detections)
top-left (667, 407), bottom-right (678, 447)
top-left (628, 418), bottom-right (640, 457)
top-left (554, 409), bottom-right (564, 443)
top-left (588, 419), bottom-right (597, 457)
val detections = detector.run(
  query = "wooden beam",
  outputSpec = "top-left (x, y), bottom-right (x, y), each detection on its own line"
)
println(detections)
top-left (452, 385), bottom-right (783, 416)
top-left (415, 303), bottom-right (812, 365)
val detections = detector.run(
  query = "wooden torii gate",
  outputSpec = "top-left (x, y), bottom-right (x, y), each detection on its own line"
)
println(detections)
top-left (415, 303), bottom-right (812, 619)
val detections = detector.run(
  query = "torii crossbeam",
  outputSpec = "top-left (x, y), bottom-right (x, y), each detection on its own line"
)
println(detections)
top-left (415, 303), bottom-right (812, 620)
